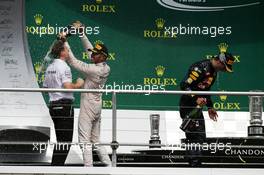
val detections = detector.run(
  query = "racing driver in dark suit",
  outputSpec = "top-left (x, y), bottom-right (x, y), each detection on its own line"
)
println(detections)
top-left (179, 52), bottom-right (235, 166)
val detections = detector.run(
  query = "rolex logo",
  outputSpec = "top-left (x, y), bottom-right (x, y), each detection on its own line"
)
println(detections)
top-left (219, 95), bottom-right (227, 101)
top-left (144, 66), bottom-right (177, 86)
top-left (94, 40), bottom-right (104, 45)
top-left (34, 62), bottom-right (42, 74)
top-left (155, 65), bottom-right (165, 77)
top-left (219, 90), bottom-right (228, 101)
top-left (218, 43), bottom-right (228, 53)
top-left (155, 18), bottom-right (165, 30)
top-left (214, 93), bottom-right (240, 110)
top-left (82, 1), bottom-right (116, 13)
top-left (34, 14), bottom-right (43, 25)
top-left (34, 62), bottom-right (45, 83)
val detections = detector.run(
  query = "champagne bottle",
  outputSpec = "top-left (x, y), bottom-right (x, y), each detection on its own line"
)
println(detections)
top-left (180, 105), bottom-right (202, 132)
top-left (187, 105), bottom-right (202, 119)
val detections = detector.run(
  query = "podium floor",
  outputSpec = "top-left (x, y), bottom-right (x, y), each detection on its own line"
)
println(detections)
top-left (1, 166), bottom-right (264, 175)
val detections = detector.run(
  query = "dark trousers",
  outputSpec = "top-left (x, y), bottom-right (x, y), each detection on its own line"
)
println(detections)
top-left (179, 95), bottom-right (206, 165)
top-left (49, 99), bottom-right (74, 166)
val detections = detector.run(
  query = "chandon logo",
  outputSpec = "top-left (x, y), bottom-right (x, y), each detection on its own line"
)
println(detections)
top-left (157, 0), bottom-right (260, 12)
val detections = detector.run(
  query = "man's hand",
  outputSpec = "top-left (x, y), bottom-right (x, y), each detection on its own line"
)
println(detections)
top-left (57, 32), bottom-right (67, 42)
top-left (63, 78), bottom-right (84, 89)
top-left (208, 108), bottom-right (218, 122)
top-left (72, 21), bottom-right (84, 34)
top-left (72, 21), bottom-right (83, 29)
top-left (196, 97), bottom-right (207, 106)
top-left (76, 78), bottom-right (84, 88)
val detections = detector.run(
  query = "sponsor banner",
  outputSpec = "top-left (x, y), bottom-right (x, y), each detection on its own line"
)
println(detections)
top-left (25, 0), bottom-right (264, 111)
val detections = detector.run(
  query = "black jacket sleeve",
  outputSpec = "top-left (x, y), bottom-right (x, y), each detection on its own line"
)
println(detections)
top-left (206, 96), bottom-right (213, 108)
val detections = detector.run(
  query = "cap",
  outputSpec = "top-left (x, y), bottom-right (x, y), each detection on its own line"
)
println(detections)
top-left (218, 52), bottom-right (235, 72)
top-left (88, 44), bottom-right (108, 57)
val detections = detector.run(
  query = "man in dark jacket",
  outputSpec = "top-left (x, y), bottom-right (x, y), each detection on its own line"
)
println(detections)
top-left (179, 52), bottom-right (235, 166)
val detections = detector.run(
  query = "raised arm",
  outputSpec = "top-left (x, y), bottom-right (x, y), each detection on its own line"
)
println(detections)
top-left (65, 41), bottom-right (98, 75)
top-left (80, 34), bottom-right (93, 59)
top-left (72, 21), bottom-right (93, 59)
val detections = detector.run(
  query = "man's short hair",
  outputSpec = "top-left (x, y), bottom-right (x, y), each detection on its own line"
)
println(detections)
top-left (51, 40), bottom-right (65, 58)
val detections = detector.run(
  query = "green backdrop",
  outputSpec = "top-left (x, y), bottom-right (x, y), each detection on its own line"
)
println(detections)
top-left (25, 0), bottom-right (264, 111)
